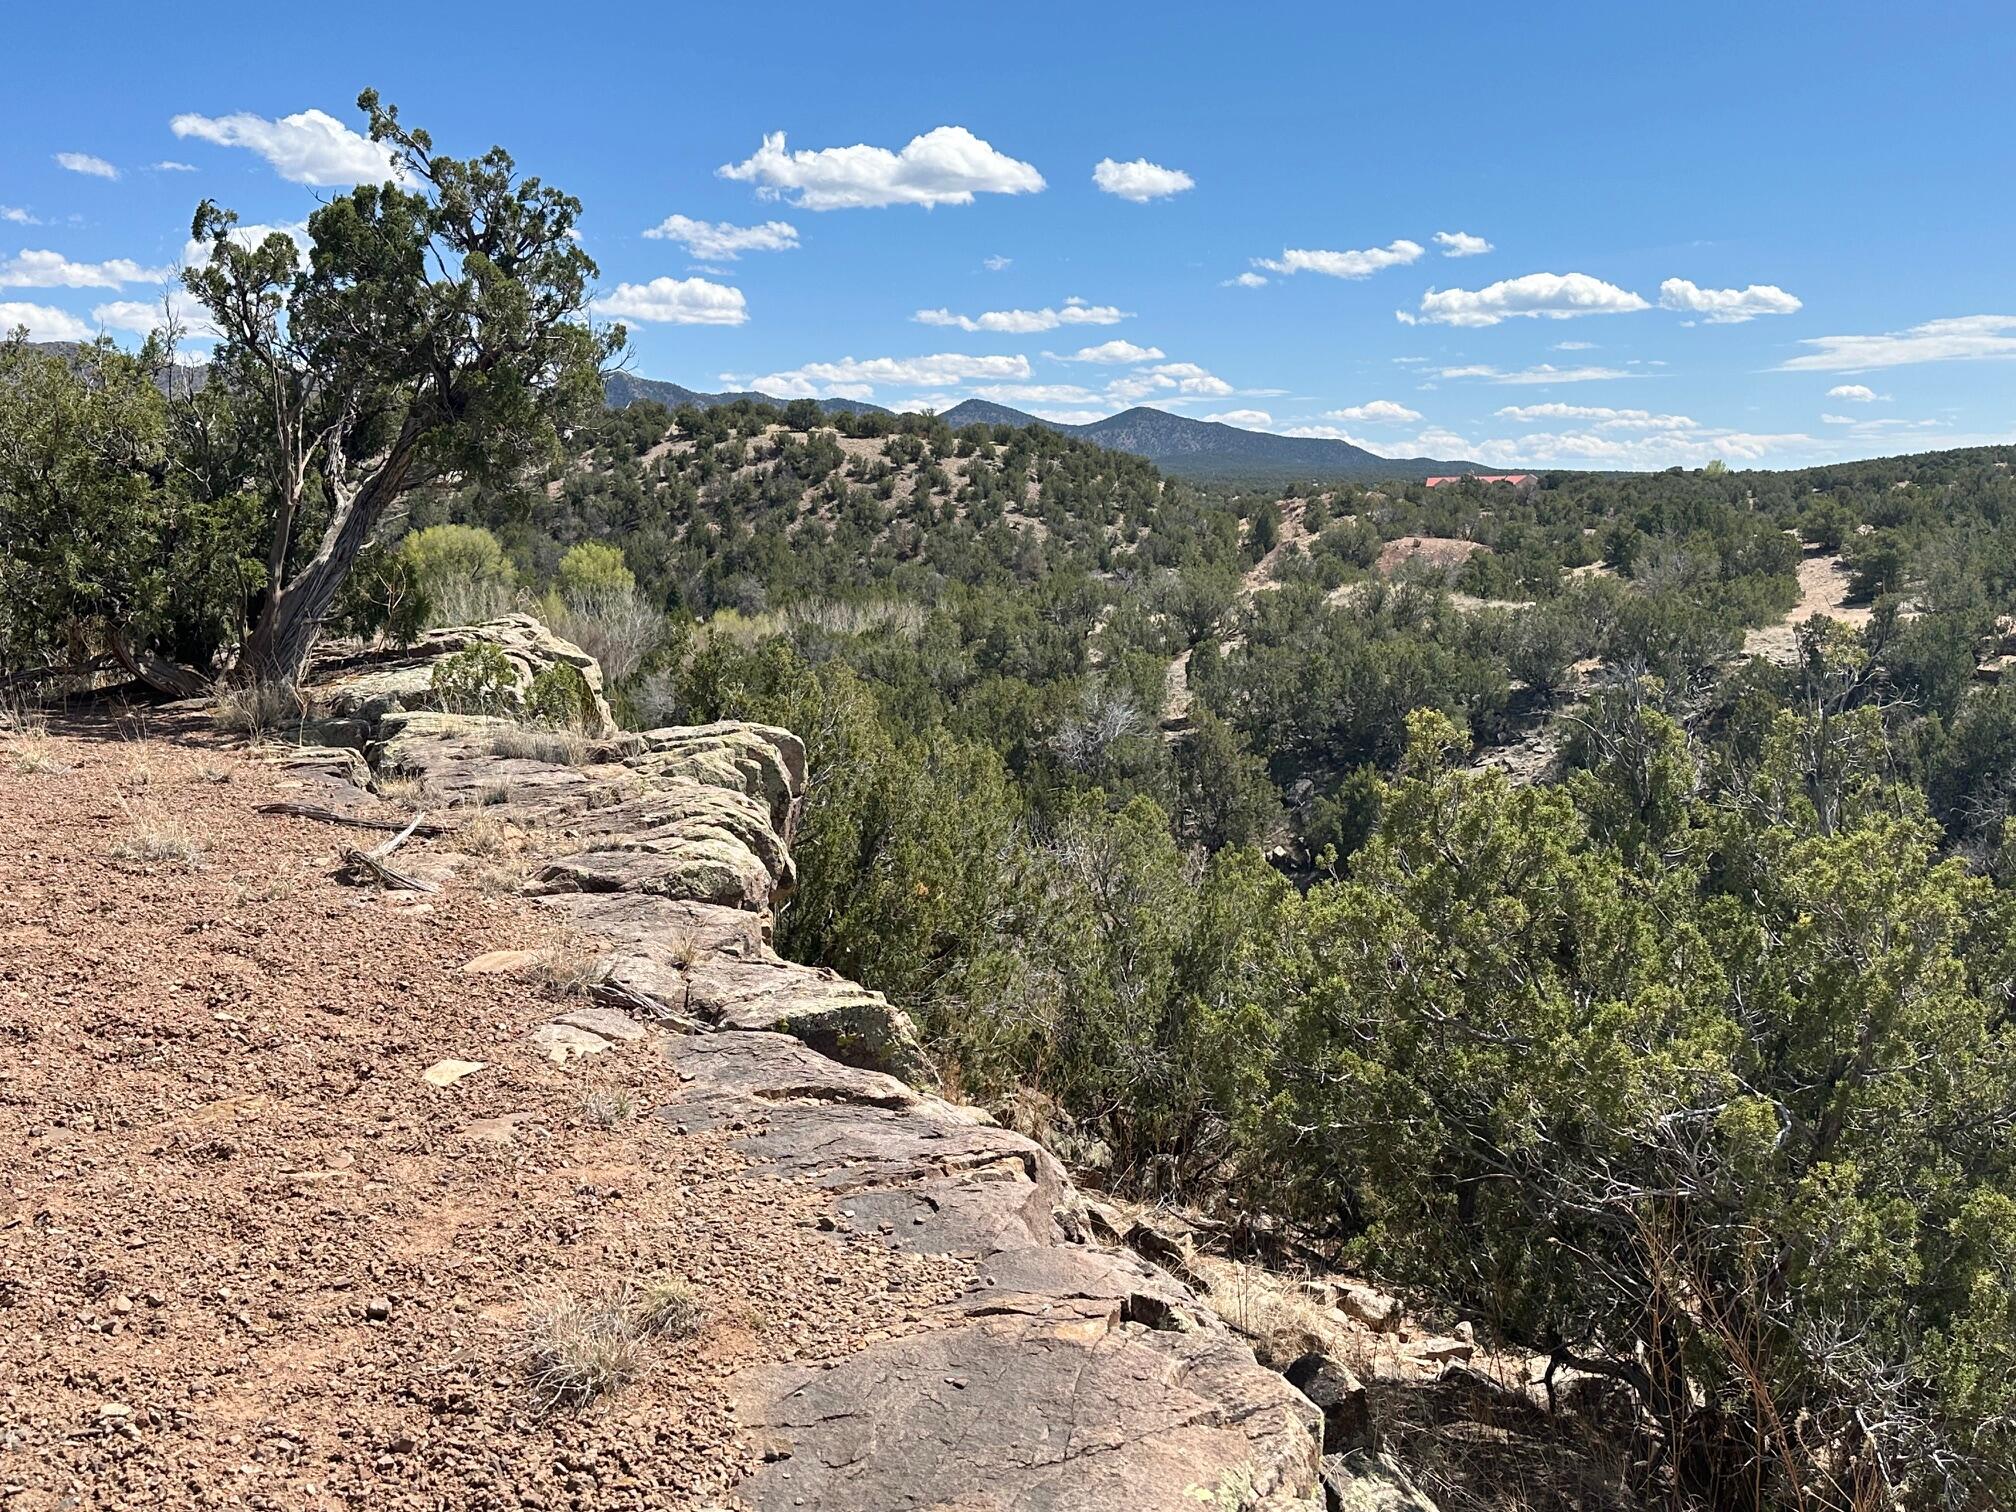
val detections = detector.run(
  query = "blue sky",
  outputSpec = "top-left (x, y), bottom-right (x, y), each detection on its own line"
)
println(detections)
top-left (5, 0), bottom-right (2013, 470)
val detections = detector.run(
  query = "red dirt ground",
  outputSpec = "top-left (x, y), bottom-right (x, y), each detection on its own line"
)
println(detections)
top-left (0, 714), bottom-right (970, 1511)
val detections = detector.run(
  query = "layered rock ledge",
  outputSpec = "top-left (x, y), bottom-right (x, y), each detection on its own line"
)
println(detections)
top-left (292, 619), bottom-right (1325, 1510)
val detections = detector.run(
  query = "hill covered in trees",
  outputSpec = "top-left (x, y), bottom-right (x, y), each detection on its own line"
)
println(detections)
top-left (10, 88), bottom-right (2016, 1505)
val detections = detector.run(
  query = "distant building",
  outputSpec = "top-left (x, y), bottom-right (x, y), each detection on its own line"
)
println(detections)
top-left (1425, 473), bottom-right (1538, 489)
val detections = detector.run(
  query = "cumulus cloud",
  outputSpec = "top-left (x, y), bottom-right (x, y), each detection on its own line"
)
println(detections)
top-left (1494, 402), bottom-right (1697, 429)
top-left (591, 276), bottom-right (748, 326)
top-left (92, 289), bottom-right (218, 343)
top-left (0, 249), bottom-right (173, 289)
top-left (170, 108), bottom-right (398, 185)
top-left (1, 207), bottom-right (38, 225)
top-left (731, 352), bottom-right (1033, 399)
top-left (1327, 399), bottom-right (1421, 423)
top-left (55, 152), bottom-right (118, 180)
top-left (0, 301), bottom-right (94, 340)
top-left (1433, 230), bottom-right (1492, 257)
top-left (152, 160), bottom-right (197, 172)
top-left (969, 383), bottom-right (1103, 405)
top-left (1056, 339), bottom-right (1165, 364)
top-left (1437, 363), bottom-right (1635, 385)
top-left (983, 254), bottom-right (1012, 271)
top-left (1402, 271), bottom-right (1649, 327)
top-left (1255, 240), bottom-right (1423, 279)
top-left (915, 299), bottom-right (1125, 334)
top-left (718, 127), bottom-right (1043, 210)
top-left (1204, 409), bottom-right (1272, 426)
top-left (180, 219), bottom-right (307, 270)
top-left (642, 214), bottom-right (798, 260)
top-left (1826, 383), bottom-right (1880, 401)
top-left (1148, 361), bottom-right (1231, 396)
top-left (1224, 271), bottom-right (1268, 288)
top-left (1658, 277), bottom-right (1802, 323)
top-left (1781, 316), bottom-right (2016, 371)
top-left (1421, 424), bottom-right (1814, 470)
top-left (1091, 158), bottom-right (1194, 202)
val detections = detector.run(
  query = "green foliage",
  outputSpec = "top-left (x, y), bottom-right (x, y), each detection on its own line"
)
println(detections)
top-left (429, 643), bottom-right (519, 715)
top-left (526, 661), bottom-right (597, 730)
top-left (0, 335), bottom-right (259, 677)
top-left (554, 540), bottom-right (635, 600)
top-left (398, 523), bottom-right (517, 625)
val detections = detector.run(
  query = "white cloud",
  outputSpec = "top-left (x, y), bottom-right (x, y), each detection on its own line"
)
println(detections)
top-left (915, 300), bottom-right (1125, 334)
top-left (1327, 399), bottom-right (1421, 424)
top-left (1256, 240), bottom-right (1423, 279)
top-left (983, 254), bottom-right (1012, 272)
top-left (1658, 277), bottom-right (1802, 324)
top-left (718, 127), bottom-right (1043, 210)
top-left (642, 214), bottom-right (798, 260)
top-left (1105, 372), bottom-right (1175, 403)
top-left (1056, 339), bottom-right (1165, 364)
top-left (152, 160), bottom-right (196, 172)
top-left (55, 152), bottom-right (118, 180)
top-left (1091, 157), bottom-right (1194, 202)
top-left (1204, 409), bottom-right (1272, 426)
top-left (1422, 425), bottom-right (1815, 470)
top-left (1148, 361), bottom-right (1231, 396)
top-left (1224, 271), bottom-right (1268, 288)
top-left (731, 352), bottom-right (1033, 398)
top-left (1, 207), bottom-right (37, 225)
top-left (1, 249), bottom-right (173, 289)
top-left (1781, 316), bottom-right (2016, 372)
top-left (1403, 271), bottom-right (1648, 327)
top-left (970, 383), bottom-right (1103, 405)
top-left (591, 276), bottom-right (748, 326)
top-left (170, 108), bottom-right (398, 186)
top-left (1826, 383), bottom-right (1880, 402)
top-left (92, 289), bottom-right (217, 343)
top-left (1437, 363), bottom-right (1635, 385)
top-left (180, 219), bottom-right (308, 270)
top-left (1494, 402), bottom-right (1697, 429)
top-left (1554, 340), bottom-right (1596, 351)
top-left (0, 301), bottom-right (94, 340)
top-left (1433, 230), bottom-right (1492, 258)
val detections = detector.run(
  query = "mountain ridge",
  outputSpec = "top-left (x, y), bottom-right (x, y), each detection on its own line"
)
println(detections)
top-left (603, 374), bottom-right (1483, 481)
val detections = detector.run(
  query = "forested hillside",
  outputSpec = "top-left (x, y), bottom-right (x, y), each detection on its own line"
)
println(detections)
top-left (11, 267), bottom-right (2016, 1512)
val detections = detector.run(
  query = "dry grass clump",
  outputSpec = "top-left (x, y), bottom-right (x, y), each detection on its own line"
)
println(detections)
top-left (523, 1289), bottom-right (650, 1408)
top-left (3, 710), bottom-right (71, 775)
top-left (490, 723), bottom-right (591, 766)
top-left (578, 1087), bottom-right (636, 1130)
top-left (109, 799), bottom-right (206, 870)
top-left (530, 928), bottom-right (608, 998)
top-left (373, 772), bottom-right (430, 806)
top-left (211, 680), bottom-right (303, 740)
top-left (521, 1277), bottom-right (704, 1409)
top-left (632, 1275), bottom-right (703, 1339)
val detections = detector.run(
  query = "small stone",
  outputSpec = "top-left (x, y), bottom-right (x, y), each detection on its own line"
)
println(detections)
top-left (365, 1296), bottom-right (393, 1322)
top-left (422, 1059), bottom-right (487, 1089)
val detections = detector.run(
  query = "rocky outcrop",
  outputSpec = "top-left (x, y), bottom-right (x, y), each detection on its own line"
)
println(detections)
top-left (295, 617), bottom-right (1325, 1510)
top-left (310, 613), bottom-right (620, 739)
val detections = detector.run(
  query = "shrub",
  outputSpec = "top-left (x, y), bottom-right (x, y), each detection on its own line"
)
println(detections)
top-left (399, 524), bottom-right (518, 627)
top-left (554, 541), bottom-right (636, 599)
top-left (522, 1289), bottom-right (649, 1409)
top-left (546, 587), bottom-right (665, 686)
top-left (526, 660), bottom-right (597, 730)
top-left (430, 643), bottom-right (519, 715)
top-left (211, 679), bottom-right (302, 739)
